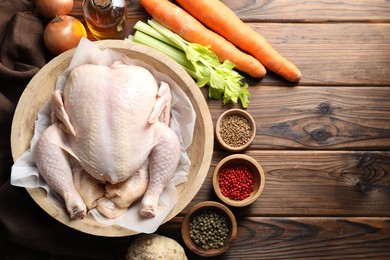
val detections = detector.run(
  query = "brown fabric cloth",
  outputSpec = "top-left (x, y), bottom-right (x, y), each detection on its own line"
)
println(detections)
top-left (0, 1), bottom-right (129, 259)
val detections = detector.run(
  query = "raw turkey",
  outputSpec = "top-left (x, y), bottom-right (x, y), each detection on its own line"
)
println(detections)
top-left (33, 61), bottom-right (181, 220)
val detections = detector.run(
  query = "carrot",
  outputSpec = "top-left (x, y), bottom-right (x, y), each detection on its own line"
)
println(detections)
top-left (176, 0), bottom-right (302, 82)
top-left (140, 0), bottom-right (266, 78)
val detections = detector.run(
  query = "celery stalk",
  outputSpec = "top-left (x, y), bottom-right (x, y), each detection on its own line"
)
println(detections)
top-left (133, 31), bottom-right (197, 77)
top-left (130, 20), bottom-right (249, 108)
top-left (134, 21), bottom-right (177, 48)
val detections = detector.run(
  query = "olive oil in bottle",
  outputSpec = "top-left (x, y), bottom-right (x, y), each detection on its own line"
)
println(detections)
top-left (83, 0), bottom-right (127, 40)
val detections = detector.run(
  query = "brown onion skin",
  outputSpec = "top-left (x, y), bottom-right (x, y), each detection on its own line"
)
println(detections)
top-left (36, 0), bottom-right (74, 19)
top-left (44, 16), bottom-right (87, 55)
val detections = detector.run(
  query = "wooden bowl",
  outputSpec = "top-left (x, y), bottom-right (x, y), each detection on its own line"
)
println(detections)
top-left (215, 108), bottom-right (256, 152)
top-left (181, 201), bottom-right (237, 257)
top-left (10, 40), bottom-right (213, 237)
top-left (213, 154), bottom-right (265, 207)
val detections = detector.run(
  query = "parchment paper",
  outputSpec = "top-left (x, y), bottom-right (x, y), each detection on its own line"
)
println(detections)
top-left (11, 38), bottom-right (196, 234)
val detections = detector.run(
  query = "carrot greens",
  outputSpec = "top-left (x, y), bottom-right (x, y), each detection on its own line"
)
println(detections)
top-left (129, 20), bottom-right (249, 108)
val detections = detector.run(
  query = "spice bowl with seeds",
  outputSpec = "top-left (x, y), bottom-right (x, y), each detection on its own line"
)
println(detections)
top-left (181, 201), bottom-right (237, 257)
top-left (213, 154), bottom-right (265, 207)
top-left (215, 108), bottom-right (256, 152)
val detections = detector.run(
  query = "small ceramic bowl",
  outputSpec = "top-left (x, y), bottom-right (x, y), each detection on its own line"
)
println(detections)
top-left (213, 154), bottom-right (265, 207)
top-left (215, 108), bottom-right (256, 152)
top-left (181, 201), bottom-right (237, 257)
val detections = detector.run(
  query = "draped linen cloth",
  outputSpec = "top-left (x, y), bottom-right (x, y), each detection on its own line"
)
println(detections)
top-left (0, 1), bottom-right (130, 259)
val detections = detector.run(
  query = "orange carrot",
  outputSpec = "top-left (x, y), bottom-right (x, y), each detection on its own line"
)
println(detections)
top-left (176, 0), bottom-right (302, 82)
top-left (140, 0), bottom-right (266, 78)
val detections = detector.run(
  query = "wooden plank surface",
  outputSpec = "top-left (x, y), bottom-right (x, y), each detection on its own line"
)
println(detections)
top-left (154, 217), bottom-right (390, 260)
top-left (65, 0), bottom-right (390, 259)
top-left (207, 86), bottom-right (390, 149)
top-left (73, 0), bottom-right (390, 22)
top-left (186, 150), bottom-right (390, 217)
top-left (224, 0), bottom-right (390, 22)
top-left (250, 23), bottom-right (390, 85)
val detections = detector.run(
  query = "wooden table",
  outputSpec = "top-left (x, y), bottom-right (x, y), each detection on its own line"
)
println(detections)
top-left (71, 0), bottom-right (390, 258)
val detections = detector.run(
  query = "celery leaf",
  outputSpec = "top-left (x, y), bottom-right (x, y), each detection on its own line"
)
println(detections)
top-left (135, 19), bottom-right (250, 108)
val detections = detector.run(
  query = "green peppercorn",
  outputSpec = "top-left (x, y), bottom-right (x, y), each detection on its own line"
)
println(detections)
top-left (188, 209), bottom-right (230, 250)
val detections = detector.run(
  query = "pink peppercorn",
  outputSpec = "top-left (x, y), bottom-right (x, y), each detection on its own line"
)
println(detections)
top-left (218, 163), bottom-right (255, 200)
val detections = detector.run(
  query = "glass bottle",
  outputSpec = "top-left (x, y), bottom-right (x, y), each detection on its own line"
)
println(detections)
top-left (83, 0), bottom-right (127, 40)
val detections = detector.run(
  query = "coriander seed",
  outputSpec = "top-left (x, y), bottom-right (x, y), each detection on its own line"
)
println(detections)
top-left (219, 114), bottom-right (252, 147)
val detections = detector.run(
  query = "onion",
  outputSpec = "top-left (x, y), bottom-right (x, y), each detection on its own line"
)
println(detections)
top-left (36, 0), bottom-right (74, 19)
top-left (44, 16), bottom-right (87, 55)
